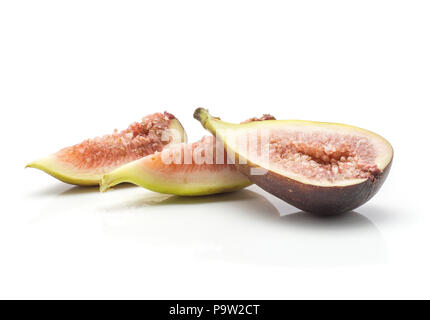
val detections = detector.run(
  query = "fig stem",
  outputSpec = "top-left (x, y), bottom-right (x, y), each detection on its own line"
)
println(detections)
top-left (193, 108), bottom-right (210, 126)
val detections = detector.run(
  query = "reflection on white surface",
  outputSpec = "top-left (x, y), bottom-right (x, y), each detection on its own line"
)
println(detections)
top-left (33, 183), bottom-right (386, 268)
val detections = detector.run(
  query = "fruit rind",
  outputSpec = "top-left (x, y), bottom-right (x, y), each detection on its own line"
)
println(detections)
top-left (26, 156), bottom-right (101, 186)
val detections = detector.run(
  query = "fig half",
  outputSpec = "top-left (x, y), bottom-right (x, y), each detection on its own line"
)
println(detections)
top-left (26, 112), bottom-right (187, 186)
top-left (194, 108), bottom-right (393, 214)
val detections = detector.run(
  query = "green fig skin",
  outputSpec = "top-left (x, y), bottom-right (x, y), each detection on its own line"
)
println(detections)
top-left (194, 108), bottom-right (393, 215)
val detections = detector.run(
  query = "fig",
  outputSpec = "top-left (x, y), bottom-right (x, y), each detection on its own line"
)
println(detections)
top-left (194, 108), bottom-right (393, 214)
top-left (99, 136), bottom-right (250, 195)
top-left (100, 115), bottom-right (276, 195)
top-left (26, 112), bottom-right (187, 186)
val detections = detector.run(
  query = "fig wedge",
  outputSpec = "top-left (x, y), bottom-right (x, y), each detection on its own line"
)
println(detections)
top-left (100, 115), bottom-right (276, 195)
top-left (100, 136), bottom-right (251, 195)
top-left (26, 112), bottom-right (187, 186)
top-left (194, 108), bottom-right (393, 214)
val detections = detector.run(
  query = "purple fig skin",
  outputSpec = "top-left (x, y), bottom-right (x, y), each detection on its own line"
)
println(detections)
top-left (236, 160), bottom-right (392, 215)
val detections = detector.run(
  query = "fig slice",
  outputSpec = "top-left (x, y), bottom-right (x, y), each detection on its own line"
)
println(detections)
top-left (194, 108), bottom-right (393, 214)
top-left (100, 136), bottom-right (251, 195)
top-left (100, 115), bottom-right (276, 195)
top-left (26, 112), bottom-right (187, 186)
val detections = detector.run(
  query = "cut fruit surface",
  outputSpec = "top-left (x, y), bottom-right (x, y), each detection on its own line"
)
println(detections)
top-left (100, 136), bottom-right (251, 195)
top-left (26, 112), bottom-right (187, 186)
top-left (100, 114), bottom-right (276, 195)
top-left (194, 108), bottom-right (393, 214)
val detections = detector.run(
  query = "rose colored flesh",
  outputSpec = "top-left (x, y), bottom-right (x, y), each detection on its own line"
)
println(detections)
top-left (56, 112), bottom-right (176, 172)
top-left (146, 114), bottom-right (276, 175)
top-left (268, 131), bottom-right (380, 183)
top-left (144, 136), bottom-right (237, 173)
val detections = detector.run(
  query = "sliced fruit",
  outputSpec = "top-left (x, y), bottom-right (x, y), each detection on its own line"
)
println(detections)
top-left (100, 114), bottom-right (276, 196)
top-left (26, 112), bottom-right (187, 186)
top-left (100, 136), bottom-right (249, 195)
top-left (194, 108), bottom-right (393, 214)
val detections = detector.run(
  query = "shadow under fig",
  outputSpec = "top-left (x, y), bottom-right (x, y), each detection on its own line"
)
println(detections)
top-left (104, 188), bottom-right (279, 218)
top-left (100, 188), bottom-right (386, 267)
top-left (30, 177), bottom-right (388, 267)
top-left (27, 182), bottom-right (73, 197)
top-left (28, 182), bottom-right (136, 197)
top-left (280, 210), bottom-right (377, 230)
top-left (208, 208), bottom-right (386, 268)
top-left (60, 183), bottom-right (135, 196)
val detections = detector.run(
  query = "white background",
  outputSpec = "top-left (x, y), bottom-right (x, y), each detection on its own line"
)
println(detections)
top-left (0, 0), bottom-right (428, 299)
